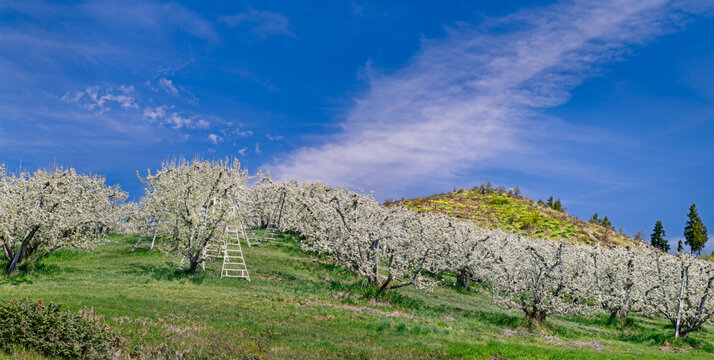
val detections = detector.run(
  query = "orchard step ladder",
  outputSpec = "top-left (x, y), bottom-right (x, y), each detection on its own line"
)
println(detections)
top-left (203, 241), bottom-right (223, 259)
top-left (132, 221), bottom-right (159, 251)
top-left (260, 190), bottom-right (285, 243)
top-left (222, 225), bottom-right (251, 280)
top-left (243, 223), bottom-right (260, 247)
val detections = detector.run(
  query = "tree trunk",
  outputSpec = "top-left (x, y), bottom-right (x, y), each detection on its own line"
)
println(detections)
top-left (7, 241), bottom-right (26, 273)
top-left (674, 265), bottom-right (689, 339)
top-left (525, 308), bottom-right (547, 325)
top-left (7, 226), bottom-right (40, 273)
top-left (456, 270), bottom-right (471, 290)
top-left (375, 273), bottom-right (393, 298)
top-left (609, 307), bottom-right (629, 321)
top-left (188, 259), bottom-right (199, 274)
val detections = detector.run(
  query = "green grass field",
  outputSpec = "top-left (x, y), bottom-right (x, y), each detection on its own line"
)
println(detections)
top-left (1, 233), bottom-right (713, 359)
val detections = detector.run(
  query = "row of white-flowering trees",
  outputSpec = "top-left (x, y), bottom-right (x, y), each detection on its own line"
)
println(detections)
top-left (246, 179), bottom-right (714, 338)
top-left (0, 164), bottom-right (127, 274)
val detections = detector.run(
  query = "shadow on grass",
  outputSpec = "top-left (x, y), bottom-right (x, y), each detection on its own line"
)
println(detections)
top-left (135, 263), bottom-right (207, 284)
top-left (460, 308), bottom-right (525, 328)
top-left (0, 261), bottom-right (68, 285)
top-left (324, 280), bottom-right (427, 310)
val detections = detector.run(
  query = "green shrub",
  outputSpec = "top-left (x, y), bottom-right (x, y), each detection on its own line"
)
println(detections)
top-left (0, 298), bottom-right (121, 359)
top-left (489, 196), bottom-right (511, 205)
top-left (519, 212), bottom-right (541, 229)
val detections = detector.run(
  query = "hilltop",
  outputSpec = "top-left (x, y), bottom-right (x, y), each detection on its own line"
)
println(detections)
top-left (386, 185), bottom-right (636, 247)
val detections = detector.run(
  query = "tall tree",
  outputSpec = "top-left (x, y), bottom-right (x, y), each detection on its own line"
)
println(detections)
top-left (650, 221), bottom-right (669, 252)
top-left (684, 204), bottom-right (708, 255)
top-left (677, 239), bottom-right (684, 253)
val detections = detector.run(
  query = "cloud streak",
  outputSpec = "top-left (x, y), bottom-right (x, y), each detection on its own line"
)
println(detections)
top-left (62, 85), bottom-right (138, 113)
top-left (222, 8), bottom-right (295, 39)
top-left (270, 0), bottom-right (712, 195)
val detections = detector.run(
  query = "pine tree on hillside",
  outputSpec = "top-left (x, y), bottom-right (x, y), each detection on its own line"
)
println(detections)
top-left (546, 197), bottom-right (554, 208)
top-left (677, 239), bottom-right (684, 253)
top-left (552, 198), bottom-right (563, 212)
top-left (602, 216), bottom-right (612, 229)
top-left (650, 221), bottom-right (669, 252)
top-left (684, 203), bottom-right (708, 255)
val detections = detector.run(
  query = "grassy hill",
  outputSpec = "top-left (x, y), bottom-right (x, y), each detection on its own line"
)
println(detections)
top-left (2, 233), bottom-right (713, 359)
top-left (387, 186), bottom-right (636, 247)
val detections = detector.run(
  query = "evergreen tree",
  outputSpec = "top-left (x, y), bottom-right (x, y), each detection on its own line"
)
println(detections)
top-left (677, 239), bottom-right (684, 253)
top-left (552, 198), bottom-right (563, 212)
top-left (684, 203), bottom-right (708, 255)
top-left (546, 196), bottom-right (554, 208)
top-left (650, 221), bottom-right (669, 252)
top-left (602, 216), bottom-right (612, 229)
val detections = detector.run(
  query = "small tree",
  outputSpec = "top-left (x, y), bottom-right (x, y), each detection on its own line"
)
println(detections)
top-left (650, 221), bottom-right (669, 252)
top-left (139, 159), bottom-right (252, 274)
top-left (642, 251), bottom-right (714, 338)
top-left (677, 239), bottom-right (684, 253)
top-left (1, 165), bottom-right (127, 274)
top-left (546, 197), bottom-right (554, 208)
top-left (590, 245), bottom-right (646, 320)
top-left (684, 204), bottom-right (708, 255)
top-left (487, 235), bottom-right (591, 325)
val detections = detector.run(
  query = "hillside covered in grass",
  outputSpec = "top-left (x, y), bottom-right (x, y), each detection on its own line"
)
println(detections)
top-left (387, 185), bottom-right (636, 247)
top-left (2, 233), bottom-right (713, 359)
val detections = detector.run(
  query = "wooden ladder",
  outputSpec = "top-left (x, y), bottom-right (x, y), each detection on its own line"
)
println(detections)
top-left (222, 225), bottom-right (251, 280)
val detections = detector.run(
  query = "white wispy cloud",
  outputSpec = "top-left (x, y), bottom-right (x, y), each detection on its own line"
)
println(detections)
top-left (208, 133), bottom-right (223, 144)
top-left (142, 106), bottom-right (210, 130)
top-left (62, 85), bottom-right (137, 113)
top-left (222, 8), bottom-right (295, 39)
top-left (158, 77), bottom-right (179, 96)
top-left (266, 133), bottom-right (283, 141)
top-left (83, 2), bottom-right (218, 42)
top-left (234, 127), bottom-right (253, 137)
top-left (270, 0), bottom-right (713, 195)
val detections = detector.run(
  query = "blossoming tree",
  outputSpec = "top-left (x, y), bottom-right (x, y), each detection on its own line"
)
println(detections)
top-left (0, 165), bottom-right (127, 273)
top-left (138, 159), bottom-right (252, 274)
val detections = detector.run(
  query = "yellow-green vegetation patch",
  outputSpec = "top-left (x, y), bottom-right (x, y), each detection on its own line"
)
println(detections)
top-left (395, 188), bottom-right (636, 247)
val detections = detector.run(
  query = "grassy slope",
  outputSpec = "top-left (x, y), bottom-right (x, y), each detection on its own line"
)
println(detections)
top-left (390, 188), bottom-right (635, 246)
top-left (1, 233), bottom-right (712, 359)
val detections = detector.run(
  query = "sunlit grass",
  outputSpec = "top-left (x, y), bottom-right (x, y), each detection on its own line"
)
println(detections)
top-left (0, 233), bottom-right (711, 359)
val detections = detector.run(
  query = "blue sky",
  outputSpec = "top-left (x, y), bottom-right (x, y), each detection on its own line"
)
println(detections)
top-left (2, 0), bottom-right (714, 252)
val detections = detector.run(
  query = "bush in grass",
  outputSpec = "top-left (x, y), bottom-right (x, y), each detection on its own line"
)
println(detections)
top-left (0, 298), bottom-right (121, 359)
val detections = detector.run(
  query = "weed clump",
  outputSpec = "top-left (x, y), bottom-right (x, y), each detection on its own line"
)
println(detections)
top-left (0, 298), bottom-right (122, 359)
